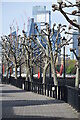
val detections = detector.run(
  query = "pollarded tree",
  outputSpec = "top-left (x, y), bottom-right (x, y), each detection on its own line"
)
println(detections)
top-left (34, 23), bottom-right (69, 85)
top-left (1, 34), bottom-right (23, 79)
top-left (52, 0), bottom-right (80, 88)
top-left (22, 30), bottom-right (48, 82)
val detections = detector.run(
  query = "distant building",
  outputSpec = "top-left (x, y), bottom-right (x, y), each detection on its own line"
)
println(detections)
top-left (27, 18), bottom-right (37, 37)
top-left (68, 31), bottom-right (79, 60)
top-left (52, 29), bottom-right (61, 51)
top-left (32, 6), bottom-right (51, 29)
top-left (27, 6), bottom-right (61, 59)
top-left (72, 32), bottom-right (78, 59)
top-left (27, 5), bottom-right (51, 49)
top-left (32, 6), bottom-right (60, 47)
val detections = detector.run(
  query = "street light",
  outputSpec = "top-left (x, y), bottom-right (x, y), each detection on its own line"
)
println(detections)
top-left (62, 36), bottom-right (67, 85)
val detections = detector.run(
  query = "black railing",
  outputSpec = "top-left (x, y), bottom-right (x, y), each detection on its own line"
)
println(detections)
top-left (2, 76), bottom-right (80, 112)
top-left (24, 80), bottom-right (67, 101)
top-left (67, 86), bottom-right (80, 112)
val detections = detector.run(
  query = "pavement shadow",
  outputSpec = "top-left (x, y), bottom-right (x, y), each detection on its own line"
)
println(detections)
top-left (2, 90), bottom-right (26, 93)
top-left (1, 116), bottom-right (79, 120)
top-left (2, 99), bottom-right (64, 107)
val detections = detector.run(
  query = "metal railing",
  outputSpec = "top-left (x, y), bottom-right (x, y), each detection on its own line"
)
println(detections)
top-left (2, 76), bottom-right (80, 112)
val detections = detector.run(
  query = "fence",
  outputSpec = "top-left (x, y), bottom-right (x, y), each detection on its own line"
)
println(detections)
top-left (2, 76), bottom-right (80, 112)
top-left (67, 86), bottom-right (80, 112)
top-left (24, 81), bottom-right (68, 102)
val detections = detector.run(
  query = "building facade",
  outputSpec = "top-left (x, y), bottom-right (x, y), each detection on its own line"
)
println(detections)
top-left (72, 32), bottom-right (79, 59)
top-left (32, 6), bottom-right (51, 27)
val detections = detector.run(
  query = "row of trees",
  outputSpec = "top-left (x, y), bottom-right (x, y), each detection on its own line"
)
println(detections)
top-left (52, 0), bottom-right (80, 88)
top-left (1, 0), bottom-right (80, 88)
top-left (1, 22), bottom-right (70, 85)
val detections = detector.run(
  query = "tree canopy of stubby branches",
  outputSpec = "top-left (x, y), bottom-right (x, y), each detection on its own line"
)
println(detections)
top-left (1, 21), bottom-right (73, 85)
top-left (1, 34), bottom-right (23, 79)
top-left (52, 0), bottom-right (80, 88)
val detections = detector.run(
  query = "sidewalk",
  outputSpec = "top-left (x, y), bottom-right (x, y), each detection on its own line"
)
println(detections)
top-left (1, 84), bottom-right (80, 120)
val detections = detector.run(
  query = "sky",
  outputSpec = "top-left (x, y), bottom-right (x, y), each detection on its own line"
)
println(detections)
top-left (0, 0), bottom-right (77, 36)
top-left (0, 0), bottom-right (78, 57)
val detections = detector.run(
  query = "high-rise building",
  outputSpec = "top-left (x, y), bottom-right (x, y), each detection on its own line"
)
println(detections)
top-left (32, 6), bottom-right (51, 27)
top-left (27, 18), bottom-right (37, 37)
top-left (72, 32), bottom-right (78, 59)
top-left (33, 6), bottom-right (46, 21)
top-left (29, 6), bottom-right (61, 53)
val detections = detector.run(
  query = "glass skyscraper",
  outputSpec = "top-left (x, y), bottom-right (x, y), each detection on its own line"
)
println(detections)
top-left (73, 32), bottom-right (78, 59)
top-left (32, 6), bottom-right (51, 27)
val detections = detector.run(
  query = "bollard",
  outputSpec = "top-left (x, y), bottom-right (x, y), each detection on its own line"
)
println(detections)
top-left (22, 83), bottom-right (24, 90)
top-left (52, 86), bottom-right (55, 98)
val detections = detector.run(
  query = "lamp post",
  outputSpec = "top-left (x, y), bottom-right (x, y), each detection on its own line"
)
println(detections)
top-left (63, 45), bottom-right (65, 80)
top-left (62, 36), bottom-right (66, 85)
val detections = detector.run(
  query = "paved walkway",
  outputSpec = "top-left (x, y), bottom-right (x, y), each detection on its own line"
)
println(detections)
top-left (0, 84), bottom-right (80, 120)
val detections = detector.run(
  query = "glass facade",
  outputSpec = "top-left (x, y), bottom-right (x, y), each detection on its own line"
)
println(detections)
top-left (73, 32), bottom-right (78, 59)
top-left (32, 6), bottom-right (46, 22)
top-left (32, 6), bottom-right (51, 27)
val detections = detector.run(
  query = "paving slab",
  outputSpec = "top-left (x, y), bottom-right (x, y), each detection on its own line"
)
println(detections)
top-left (0, 84), bottom-right (80, 120)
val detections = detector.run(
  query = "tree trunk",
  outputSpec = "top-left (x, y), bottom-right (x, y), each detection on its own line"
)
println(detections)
top-left (15, 65), bottom-right (17, 79)
top-left (43, 70), bottom-right (46, 84)
top-left (51, 53), bottom-right (58, 85)
top-left (75, 58), bottom-right (80, 88)
top-left (43, 62), bottom-right (49, 84)
top-left (48, 36), bottom-right (58, 86)
top-left (26, 69), bottom-right (28, 81)
top-left (75, 29), bottom-right (80, 88)
top-left (25, 56), bottom-right (28, 81)
top-left (75, 65), bottom-right (79, 87)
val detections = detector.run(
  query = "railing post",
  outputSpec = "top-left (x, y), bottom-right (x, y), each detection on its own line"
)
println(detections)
top-left (58, 86), bottom-right (60, 100)
top-left (50, 84), bottom-right (52, 97)
top-left (28, 80), bottom-right (30, 91)
top-left (55, 86), bottom-right (57, 99)
top-left (32, 82), bottom-right (33, 92)
top-left (38, 83), bottom-right (39, 94)
top-left (42, 83), bottom-right (43, 95)
top-left (47, 84), bottom-right (49, 97)
top-left (40, 83), bottom-right (41, 94)
top-left (45, 84), bottom-right (46, 95)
